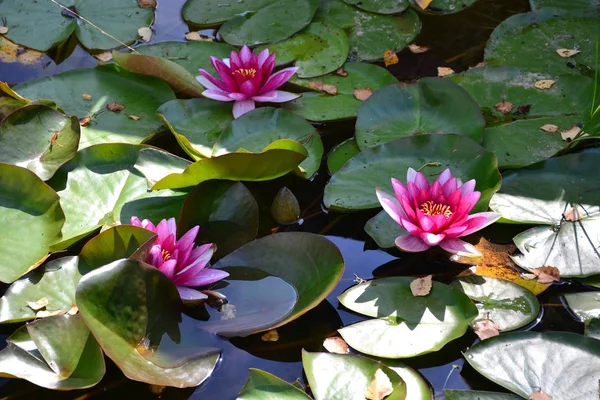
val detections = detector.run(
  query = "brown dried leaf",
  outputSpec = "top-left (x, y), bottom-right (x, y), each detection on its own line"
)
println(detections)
top-left (27, 298), bottom-right (49, 311)
top-left (474, 319), bottom-right (500, 340)
top-left (408, 44), bottom-right (429, 54)
top-left (540, 124), bottom-right (558, 133)
top-left (107, 102), bottom-right (126, 112)
top-left (36, 309), bottom-right (63, 318)
top-left (555, 48), bottom-right (580, 58)
top-left (261, 329), bottom-right (279, 342)
top-left (79, 116), bottom-right (92, 127)
top-left (531, 266), bottom-right (560, 284)
top-left (560, 125), bottom-right (583, 141)
top-left (185, 31), bottom-right (214, 42)
top-left (530, 390), bottom-right (552, 400)
top-left (365, 369), bottom-right (394, 400)
top-left (336, 68), bottom-right (348, 77)
top-left (94, 51), bottom-right (112, 62)
top-left (383, 49), bottom-right (399, 67)
top-left (137, 27), bottom-right (153, 42)
top-left (414, 0), bottom-right (433, 9)
top-left (323, 337), bottom-right (349, 354)
top-left (469, 61), bottom-right (486, 69)
top-left (534, 79), bottom-right (555, 90)
top-left (410, 275), bottom-right (432, 297)
top-left (437, 67), bottom-right (455, 77)
top-left (494, 101), bottom-right (514, 114)
top-left (563, 205), bottom-right (586, 222)
top-left (82, 93), bottom-right (92, 101)
top-left (309, 81), bottom-right (337, 95)
top-left (67, 303), bottom-right (79, 315)
top-left (354, 88), bottom-right (373, 101)
top-left (127, 114), bottom-right (140, 121)
top-left (138, 0), bottom-right (156, 7)
top-left (0, 26), bottom-right (8, 35)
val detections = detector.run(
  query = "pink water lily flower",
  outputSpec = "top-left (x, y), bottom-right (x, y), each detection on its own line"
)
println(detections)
top-left (197, 45), bottom-right (300, 118)
top-left (130, 217), bottom-right (229, 300)
top-left (376, 168), bottom-right (500, 257)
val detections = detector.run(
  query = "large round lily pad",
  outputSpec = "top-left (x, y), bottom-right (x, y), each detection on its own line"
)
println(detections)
top-left (0, 163), bottom-right (65, 283)
top-left (451, 276), bottom-right (540, 331)
top-left (355, 78), bottom-right (485, 150)
top-left (213, 232), bottom-right (345, 331)
top-left (324, 134), bottom-right (501, 212)
top-left (76, 258), bottom-right (220, 387)
top-left (257, 22), bottom-right (349, 78)
top-left (0, 314), bottom-right (105, 389)
top-left (464, 331), bottom-right (600, 399)
top-left (0, 104), bottom-right (80, 181)
top-left (14, 65), bottom-right (175, 149)
top-left (485, 10), bottom-right (599, 76)
top-left (327, 137), bottom-right (360, 174)
top-left (302, 351), bottom-right (407, 400)
top-left (1, 0), bottom-right (153, 51)
top-left (313, 0), bottom-right (421, 61)
top-left (338, 277), bottom-right (478, 358)
top-left (283, 62), bottom-right (398, 121)
top-left (212, 107), bottom-right (323, 179)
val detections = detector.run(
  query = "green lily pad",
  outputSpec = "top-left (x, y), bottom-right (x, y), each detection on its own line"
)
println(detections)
top-left (48, 144), bottom-right (187, 248)
top-left (324, 134), bottom-right (501, 212)
top-left (213, 232), bottom-right (345, 331)
top-left (302, 351), bottom-right (407, 400)
top-left (355, 78), bottom-right (485, 150)
top-left (364, 210), bottom-right (408, 249)
top-left (327, 137), bottom-right (360, 174)
top-left (338, 277), bottom-right (478, 358)
top-left (529, 0), bottom-right (600, 14)
top-left (378, 359), bottom-right (432, 399)
top-left (178, 180), bottom-right (259, 258)
top-left (444, 390), bottom-right (522, 400)
top-left (238, 368), bottom-right (312, 399)
top-left (0, 314), bottom-right (105, 389)
top-left (152, 139), bottom-right (307, 190)
top-left (76, 258), bottom-right (220, 387)
top-left (0, 104), bottom-right (80, 181)
top-left (134, 147), bottom-right (192, 187)
top-left (0, 163), bottom-right (65, 283)
top-left (451, 276), bottom-right (541, 331)
top-left (464, 331), bottom-right (600, 399)
top-left (346, 0), bottom-right (409, 14)
top-left (564, 292), bottom-right (600, 339)
top-left (14, 65), bottom-right (175, 149)
top-left (0, 256), bottom-right (81, 323)
top-left (283, 62), bottom-right (398, 121)
top-left (1, 0), bottom-right (153, 51)
top-left (484, 9), bottom-right (599, 76)
top-left (314, 0), bottom-right (421, 61)
top-left (158, 99), bottom-right (233, 159)
top-left (408, 0), bottom-right (478, 14)
top-left (212, 107), bottom-right (323, 179)
top-left (256, 22), bottom-right (349, 78)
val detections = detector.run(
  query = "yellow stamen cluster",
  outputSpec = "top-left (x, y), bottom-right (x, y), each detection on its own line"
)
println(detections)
top-left (419, 200), bottom-right (453, 218)
top-left (234, 68), bottom-right (257, 78)
top-left (161, 249), bottom-right (171, 261)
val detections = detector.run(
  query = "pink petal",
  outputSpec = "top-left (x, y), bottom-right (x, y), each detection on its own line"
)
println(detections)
top-left (413, 170), bottom-right (430, 191)
top-left (149, 245), bottom-right (164, 267)
top-left (460, 179), bottom-right (476, 198)
top-left (233, 100), bottom-right (255, 118)
top-left (240, 45), bottom-right (252, 64)
top-left (257, 48), bottom-right (270, 67)
top-left (203, 89), bottom-right (235, 102)
top-left (173, 243), bottom-right (217, 285)
top-left (197, 70), bottom-right (230, 92)
top-left (167, 218), bottom-right (177, 236)
top-left (182, 269), bottom-right (230, 287)
top-left (400, 196), bottom-right (417, 222)
top-left (211, 57), bottom-right (238, 90)
top-left (395, 235), bottom-right (431, 252)
top-left (130, 216), bottom-right (142, 227)
top-left (436, 168), bottom-right (453, 186)
top-left (158, 258), bottom-right (178, 280)
top-left (442, 223), bottom-right (467, 237)
top-left (197, 75), bottom-right (222, 91)
top-left (228, 92), bottom-right (249, 101)
top-left (400, 218), bottom-right (423, 236)
top-left (229, 50), bottom-right (242, 70)
top-left (258, 67), bottom-right (298, 94)
top-left (222, 58), bottom-right (231, 68)
top-left (260, 53), bottom-right (277, 79)
top-left (141, 219), bottom-right (156, 231)
top-left (376, 188), bottom-right (407, 226)
top-left (240, 79), bottom-right (258, 97)
top-left (267, 90), bottom-right (300, 103)
top-left (406, 167), bottom-right (418, 183)
top-left (391, 178), bottom-right (409, 200)
top-left (460, 212), bottom-right (501, 236)
top-left (418, 214), bottom-right (435, 231)
top-left (177, 286), bottom-right (208, 301)
top-left (251, 90), bottom-right (278, 102)
top-left (420, 232), bottom-right (445, 246)
top-left (439, 238), bottom-right (481, 257)
top-left (442, 178), bottom-right (459, 198)
top-left (176, 226), bottom-right (199, 265)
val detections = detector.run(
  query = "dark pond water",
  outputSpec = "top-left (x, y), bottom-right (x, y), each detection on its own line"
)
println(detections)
top-left (0, 0), bottom-right (589, 398)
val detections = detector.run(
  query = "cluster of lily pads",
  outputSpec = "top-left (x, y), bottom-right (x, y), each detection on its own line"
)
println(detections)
top-left (1, 0), bottom-right (600, 398)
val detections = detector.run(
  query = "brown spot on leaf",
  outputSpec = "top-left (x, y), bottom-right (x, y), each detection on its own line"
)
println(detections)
top-left (540, 124), bottom-right (558, 133)
top-left (27, 298), bottom-right (49, 311)
top-left (107, 101), bottom-right (126, 112)
top-left (309, 81), bottom-right (337, 95)
top-left (354, 88), bottom-right (373, 101)
top-left (185, 31), bottom-right (214, 42)
top-left (534, 79), bottom-right (555, 90)
top-left (560, 125), bottom-right (585, 141)
top-left (410, 275), bottom-right (432, 297)
top-left (336, 68), bottom-right (348, 77)
top-left (79, 116), bottom-right (92, 126)
top-left (514, 105), bottom-right (531, 115)
top-left (494, 101), bottom-right (514, 114)
top-left (556, 48), bottom-right (580, 58)
top-left (127, 114), bottom-right (140, 121)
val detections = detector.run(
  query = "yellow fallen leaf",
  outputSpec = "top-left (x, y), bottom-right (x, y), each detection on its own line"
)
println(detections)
top-left (27, 298), bottom-right (49, 311)
top-left (138, 27), bottom-right (153, 42)
top-left (414, 0), bottom-right (433, 10)
top-left (473, 319), bottom-right (500, 340)
top-left (555, 48), bottom-right (580, 58)
top-left (383, 49), bottom-right (399, 67)
top-left (408, 44), bottom-right (429, 54)
top-left (494, 101), bottom-right (514, 114)
top-left (534, 79), bottom-right (555, 90)
top-left (437, 67), bottom-right (455, 77)
top-left (309, 81), bottom-right (337, 95)
top-left (353, 88), bottom-right (373, 101)
top-left (540, 124), bottom-right (558, 133)
top-left (410, 275), bottom-right (432, 297)
top-left (365, 369), bottom-right (394, 400)
top-left (261, 329), bottom-right (279, 342)
top-left (323, 337), bottom-right (349, 354)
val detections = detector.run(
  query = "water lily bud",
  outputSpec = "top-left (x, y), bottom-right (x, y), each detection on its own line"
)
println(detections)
top-left (271, 187), bottom-right (301, 224)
